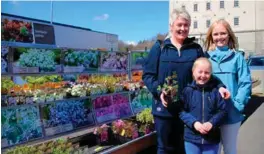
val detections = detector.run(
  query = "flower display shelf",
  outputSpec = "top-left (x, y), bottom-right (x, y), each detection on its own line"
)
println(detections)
top-left (1, 42), bottom-right (151, 151)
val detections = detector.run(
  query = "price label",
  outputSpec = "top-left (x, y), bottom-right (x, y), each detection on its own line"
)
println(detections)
top-left (94, 146), bottom-right (103, 152)
top-left (121, 129), bottom-right (125, 136)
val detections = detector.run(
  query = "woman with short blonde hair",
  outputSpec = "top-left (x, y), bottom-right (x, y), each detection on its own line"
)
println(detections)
top-left (143, 8), bottom-right (230, 154)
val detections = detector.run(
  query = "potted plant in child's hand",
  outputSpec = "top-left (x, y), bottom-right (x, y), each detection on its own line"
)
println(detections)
top-left (157, 72), bottom-right (179, 103)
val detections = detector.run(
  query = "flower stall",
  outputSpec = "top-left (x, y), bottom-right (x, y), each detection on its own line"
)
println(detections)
top-left (1, 14), bottom-right (156, 154)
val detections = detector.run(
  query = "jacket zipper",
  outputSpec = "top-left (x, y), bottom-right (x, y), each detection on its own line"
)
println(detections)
top-left (202, 88), bottom-right (205, 144)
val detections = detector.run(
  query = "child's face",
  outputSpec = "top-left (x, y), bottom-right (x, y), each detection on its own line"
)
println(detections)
top-left (193, 63), bottom-right (211, 85)
top-left (212, 23), bottom-right (229, 47)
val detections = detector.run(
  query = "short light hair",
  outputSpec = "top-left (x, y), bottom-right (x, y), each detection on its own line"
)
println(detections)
top-left (192, 57), bottom-right (212, 72)
top-left (169, 8), bottom-right (191, 26)
top-left (204, 19), bottom-right (238, 51)
top-left (166, 8), bottom-right (191, 39)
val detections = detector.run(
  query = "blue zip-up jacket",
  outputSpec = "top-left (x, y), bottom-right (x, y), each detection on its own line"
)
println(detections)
top-left (180, 80), bottom-right (227, 144)
top-left (142, 38), bottom-right (204, 117)
top-left (206, 46), bottom-right (252, 124)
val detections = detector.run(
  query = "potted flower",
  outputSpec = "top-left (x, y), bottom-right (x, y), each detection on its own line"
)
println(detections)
top-left (157, 71), bottom-right (179, 103)
top-left (93, 124), bottom-right (111, 145)
top-left (136, 108), bottom-right (154, 136)
top-left (1, 78), bottom-right (15, 95)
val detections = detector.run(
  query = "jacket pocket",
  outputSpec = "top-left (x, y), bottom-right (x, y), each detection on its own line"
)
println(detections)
top-left (214, 61), bottom-right (237, 74)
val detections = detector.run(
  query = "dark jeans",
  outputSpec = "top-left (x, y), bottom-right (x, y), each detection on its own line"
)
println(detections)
top-left (154, 116), bottom-right (185, 154)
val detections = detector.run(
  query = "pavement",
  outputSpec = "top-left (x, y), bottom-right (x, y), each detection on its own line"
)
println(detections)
top-left (237, 94), bottom-right (264, 154)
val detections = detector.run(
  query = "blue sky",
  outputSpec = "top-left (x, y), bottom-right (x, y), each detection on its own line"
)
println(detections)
top-left (1, 1), bottom-right (169, 44)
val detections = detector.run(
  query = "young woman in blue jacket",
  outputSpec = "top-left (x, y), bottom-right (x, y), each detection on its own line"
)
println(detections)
top-left (142, 8), bottom-right (230, 154)
top-left (205, 19), bottom-right (252, 154)
top-left (180, 58), bottom-right (227, 154)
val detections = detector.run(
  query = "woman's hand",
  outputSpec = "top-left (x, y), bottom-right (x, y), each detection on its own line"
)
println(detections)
top-left (160, 91), bottom-right (168, 107)
top-left (219, 87), bottom-right (231, 99)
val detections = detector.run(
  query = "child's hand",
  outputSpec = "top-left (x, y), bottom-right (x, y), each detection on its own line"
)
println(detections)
top-left (219, 87), bottom-right (230, 99)
top-left (203, 122), bottom-right (213, 132)
top-left (194, 122), bottom-right (207, 134)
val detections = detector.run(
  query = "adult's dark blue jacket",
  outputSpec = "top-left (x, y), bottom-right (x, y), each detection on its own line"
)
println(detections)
top-left (179, 80), bottom-right (227, 144)
top-left (142, 38), bottom-right (204, 117)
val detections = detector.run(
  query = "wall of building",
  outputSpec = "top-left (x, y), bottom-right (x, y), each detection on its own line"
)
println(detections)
top-left (169, 0), bottom-right (264, 56)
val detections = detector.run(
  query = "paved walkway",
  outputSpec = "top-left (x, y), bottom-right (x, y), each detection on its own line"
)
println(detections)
top-left (237, 95), bottom-right (264, 154)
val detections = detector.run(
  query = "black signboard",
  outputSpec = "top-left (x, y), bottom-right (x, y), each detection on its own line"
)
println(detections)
top-left (34, 23), bottom-right (55, 45)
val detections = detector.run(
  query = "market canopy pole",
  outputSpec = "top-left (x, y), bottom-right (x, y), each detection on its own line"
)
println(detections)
top-left (50, 0), bottom-right (53, 24)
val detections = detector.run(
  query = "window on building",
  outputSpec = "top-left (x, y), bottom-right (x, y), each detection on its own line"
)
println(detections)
top-left (194, 21), bottom-right (198, 29)
top-left (206, 2), bottom-right (211, 10)
top-left (234, 0), bottom-right (239, 7)
top-left (206, 20), bottom-right (211, 28)
top-left (194, 3), bottom-right (198, 12)
top-left (220, 1), bottom-right (225, 9)
top-left (234, 17), bottom-right (239, 26)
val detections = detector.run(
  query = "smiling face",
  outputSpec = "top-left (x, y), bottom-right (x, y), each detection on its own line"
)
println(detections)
top-left (193, 61), bottom-right (211, 85)
top-left (170, 16), bottom-right (190, 42)
top-left (212, 23), bottom-right (229, 47)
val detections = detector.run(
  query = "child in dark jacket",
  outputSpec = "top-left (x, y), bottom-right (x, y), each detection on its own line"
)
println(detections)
top-left (180, 58), bottom-right (227, 154)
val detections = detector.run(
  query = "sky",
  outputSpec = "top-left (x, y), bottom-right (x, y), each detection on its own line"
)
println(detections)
top-left (1, 1), bottom-right (169, 45)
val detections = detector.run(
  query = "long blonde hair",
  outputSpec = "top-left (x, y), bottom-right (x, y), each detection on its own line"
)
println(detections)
top-left (204, 19), bottom-right (238, 51)
top-left (166, 8), bottom-right (191, 39)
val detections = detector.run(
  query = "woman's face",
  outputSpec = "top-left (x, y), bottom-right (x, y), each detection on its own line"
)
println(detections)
top-left (170, 17), bottom-right (190, 42)
top-left (212, 24), bottom-right (229, 47)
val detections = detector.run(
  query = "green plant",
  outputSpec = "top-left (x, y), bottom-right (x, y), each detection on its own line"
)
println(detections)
top-left (1, 78), bottom-right (15, 93)
top-left (24, 75), bottom-right (63, 85)
top-left (136, 108), bottom-right (154, 124)
top-left (157, 71), bottom-right (179, 102)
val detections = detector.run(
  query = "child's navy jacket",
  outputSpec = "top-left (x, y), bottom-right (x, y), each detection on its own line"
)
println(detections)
top-left (180, 79), bottom-right (227, 144)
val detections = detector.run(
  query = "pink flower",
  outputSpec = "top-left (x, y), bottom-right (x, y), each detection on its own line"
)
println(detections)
top-left (132, 131), bottom-right (139, 139)
top-left (101, 130), bottom-right (108, 142)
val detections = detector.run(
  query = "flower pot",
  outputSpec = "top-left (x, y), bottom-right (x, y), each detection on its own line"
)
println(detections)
top-left (1, 95), bottom-right (8, 107)
top-left (26, 96), bottom-right (34, 104)
top-left (118, 135), bottom-right (132, 144)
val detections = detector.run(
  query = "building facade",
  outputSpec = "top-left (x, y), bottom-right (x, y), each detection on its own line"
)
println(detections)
top-left (169, 0), bottom-right (264, 57)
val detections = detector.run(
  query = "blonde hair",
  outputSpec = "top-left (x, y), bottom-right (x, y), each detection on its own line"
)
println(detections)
top-left (192, 57), bottom-right (212, 73)
top-left (167, 8), bottom-right (191, 39)
top-left (204, 19), bottom-right (238, 51)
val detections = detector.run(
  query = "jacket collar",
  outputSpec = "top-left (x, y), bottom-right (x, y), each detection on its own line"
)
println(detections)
top-left (163, 37), bottom-right (196, 49)
top-left (187, 79), bottom-right (216, 91)
top-left (208, 47), bottom-right (235, 63)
